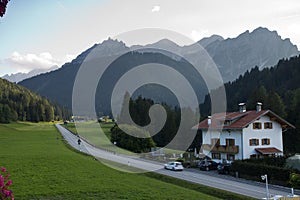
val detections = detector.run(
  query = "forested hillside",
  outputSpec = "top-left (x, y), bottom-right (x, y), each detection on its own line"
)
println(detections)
top-left (201, 55), bottom-right (300, 153)
top-left (0, 78), bottom-right (69, 123)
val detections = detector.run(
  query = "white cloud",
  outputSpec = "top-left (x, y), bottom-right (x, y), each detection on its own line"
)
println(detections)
top-left (190, 30), bottom-right (209, 42)
top-left (151, 5), bottom-right (160, 13)
top-left (5, 52), bottom-right (59, 73)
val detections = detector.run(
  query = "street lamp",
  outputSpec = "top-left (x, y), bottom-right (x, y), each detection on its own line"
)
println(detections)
top-left (261, 174), bottom-right (270, 199)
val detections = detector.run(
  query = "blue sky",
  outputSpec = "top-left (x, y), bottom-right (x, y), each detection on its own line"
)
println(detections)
top-left (0, 0), bottom-right (105, 75)
top-left (1, 0), bottom-right (300, 76)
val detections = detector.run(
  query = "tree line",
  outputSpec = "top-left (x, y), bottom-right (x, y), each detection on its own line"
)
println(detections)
top-left (111, 93), bottom-right (201, 153)
top-left (0, 78), bottom-right (70, 123)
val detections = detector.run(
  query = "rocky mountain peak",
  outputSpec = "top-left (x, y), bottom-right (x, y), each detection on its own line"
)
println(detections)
top-left (198, 34), bottom-right (224, 47)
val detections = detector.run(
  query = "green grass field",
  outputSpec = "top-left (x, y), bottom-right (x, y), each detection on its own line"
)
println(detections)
top-left (0, 122), bottom-right (253, 199)
top-left (63, 122), bottom-right (190, 156)
top-left (63, 121), bottom-right (135, 155)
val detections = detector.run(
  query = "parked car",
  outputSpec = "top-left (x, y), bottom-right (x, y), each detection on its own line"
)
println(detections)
top-left (199, 160), bottom-right (219, 171)
top-left (164, 162), bottom-right (184, 171)
top-left (217, 163), bottom-right (231, 174)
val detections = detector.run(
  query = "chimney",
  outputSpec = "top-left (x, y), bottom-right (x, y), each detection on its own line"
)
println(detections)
top-left (238, 103), bottom-right (246, 113)
top-left (207, 116), bottom-right (211, 125)
top-left (256, 102), bottom-right (262, 112)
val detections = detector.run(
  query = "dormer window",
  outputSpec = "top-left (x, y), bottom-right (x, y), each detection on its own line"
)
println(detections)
top-left (224, 120), bottom-right (231, 126)
top-left (253, 122), bottom-right (262, 129)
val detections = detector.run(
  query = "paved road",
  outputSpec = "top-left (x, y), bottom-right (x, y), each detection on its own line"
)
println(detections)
top-left (55, 124), bottom-right (299, 199)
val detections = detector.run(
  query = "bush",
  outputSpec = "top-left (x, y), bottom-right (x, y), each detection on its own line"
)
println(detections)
top-left (231, 160), bottom-right (291, 186)
top-left (242, 156), bottom-right (287, 167)
top-left (110, 124), bottom-right (156, 153)
top-left (289, 173), bottom-right (300, 189)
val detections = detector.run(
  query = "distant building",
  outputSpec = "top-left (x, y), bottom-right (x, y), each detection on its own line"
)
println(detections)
top-left (195, 103), bottom-right (295, 162)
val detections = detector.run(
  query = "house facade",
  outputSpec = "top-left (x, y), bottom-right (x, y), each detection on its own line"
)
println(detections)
top-left (196, 103), bottom-right (295, 161)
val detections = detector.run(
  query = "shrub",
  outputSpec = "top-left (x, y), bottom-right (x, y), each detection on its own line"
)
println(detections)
top-left (231, 160), bottom-right (291, 186)
top-left (110, 124), bottom-right (156, 153)
top-left (242, 156), bottom-right (287, 167)
top-left (289, 173), bottom-right (300, 189)
top-left (0, 167), bottom-right (14, 200)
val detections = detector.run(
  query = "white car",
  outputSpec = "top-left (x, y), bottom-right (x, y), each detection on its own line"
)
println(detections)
top-left (164, 162), bottom-right (184, 171)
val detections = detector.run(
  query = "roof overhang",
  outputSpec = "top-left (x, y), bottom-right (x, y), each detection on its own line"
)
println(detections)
top-left (194, 110), bottom-right (295, 131)
top-left (244, 110), bottom-right (295, 129)
top-left (255, 147), bottom-right (282, 155)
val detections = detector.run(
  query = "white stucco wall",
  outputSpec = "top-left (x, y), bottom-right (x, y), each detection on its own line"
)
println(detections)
top-left (242, 115), bottom-right (283, 159)
top-left (202, 130), bottom-right (242, 160)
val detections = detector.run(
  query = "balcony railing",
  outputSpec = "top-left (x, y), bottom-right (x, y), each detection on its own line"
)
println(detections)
top-left (202, 144), bottom-right (239, 154)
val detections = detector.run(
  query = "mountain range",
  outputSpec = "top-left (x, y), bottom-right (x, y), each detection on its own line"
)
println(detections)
top-left (19, 27), bottom-right (299, 115)
top-left (139, 27), bottom-right (298, 82)
top-left (1, 65), bottom-right (59, 83)
top-left (204, 27), bottom-right (299, 82)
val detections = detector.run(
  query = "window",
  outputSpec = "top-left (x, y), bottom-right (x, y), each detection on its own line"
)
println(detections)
top-left (226, 138), bottom-right (235, 146)
top-left (227, 154), bottom-right (235, 161)
top-left (224, 120), bottom-right (231, 126)
top-left (211, 138), bottom-right (220, 146)
top-left (264, 122), bottom-right (273, 129)
top-left (249, 138), bottom-right (259, 146)
top-left (253, 122), bottom-right (262, 129)
top-left (262, 138), bottom-right (270, 145)
top-left (212, 153), bottom-right (221, 159)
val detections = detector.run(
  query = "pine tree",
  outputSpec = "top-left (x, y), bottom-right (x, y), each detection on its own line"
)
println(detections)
top-left (266, 91), bottom-right (286, 117)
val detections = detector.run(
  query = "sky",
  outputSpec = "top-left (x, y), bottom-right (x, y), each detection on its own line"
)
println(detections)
top-left (0, 0), bottom-right (300, 76)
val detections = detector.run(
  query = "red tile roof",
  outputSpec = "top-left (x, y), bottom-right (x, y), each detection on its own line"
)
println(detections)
top-left (195, 110), bottom-right (295, 130)
top-left (255, 147), bottom-right (282, 155)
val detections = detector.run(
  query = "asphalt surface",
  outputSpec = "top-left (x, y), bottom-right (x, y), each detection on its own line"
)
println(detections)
top-left (55, 124), bottom-right (299, 199)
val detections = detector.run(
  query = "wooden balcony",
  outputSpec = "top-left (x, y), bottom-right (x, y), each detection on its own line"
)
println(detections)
top-left (202, 144), bottom-right (239, 154)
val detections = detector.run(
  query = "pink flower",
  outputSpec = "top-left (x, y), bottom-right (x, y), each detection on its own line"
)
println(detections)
top-left (4, 174), bottom-right (10, 180)
top-left (0, 167), bottom-right (13, 200)
top-left (6, 180), bottom-right (12, 187)
top-left (0, 175), bottom-right (4, 187)
top-left (1, 167), bottom-right (6, 173)
top-left (4, 189), bottom-right (12, 197)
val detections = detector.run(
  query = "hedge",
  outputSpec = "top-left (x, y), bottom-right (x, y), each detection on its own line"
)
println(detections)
top-left (289, 173), bottom-right (300, 189)
top-left (231, 160), bottom-right (291, 186)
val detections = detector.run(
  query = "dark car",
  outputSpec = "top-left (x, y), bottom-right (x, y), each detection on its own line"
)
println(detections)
top-left (217, 163), bottom-right (231, 174)
top-left (199, 160), bottom-right (219, 171)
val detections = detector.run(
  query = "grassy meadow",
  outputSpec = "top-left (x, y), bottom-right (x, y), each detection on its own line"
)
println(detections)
top-left (0, 122), bottom-right (253, 199)
top-left (63, 121), bottom-right (135, 155)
